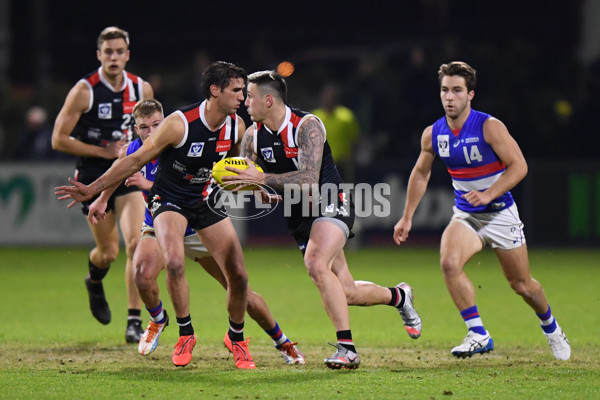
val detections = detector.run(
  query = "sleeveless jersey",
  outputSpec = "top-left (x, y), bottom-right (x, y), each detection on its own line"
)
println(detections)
top-left (432, 109), bottom-right (514, 213)
top-left (127, 138), bottom-right (195, 235)
top-left (253, 106), bottom-right (342, 186)
top-left (152, 100), bottom-right (238, 208)
top-left (72, 67), bottom-right (144, 175)
top-left (253, 106), bottom-right (343, 224)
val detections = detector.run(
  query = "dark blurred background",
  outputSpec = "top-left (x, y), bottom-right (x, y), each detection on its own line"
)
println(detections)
top-left (2, 0), bottom-right (599, 163)
top-left (2, 0), bottom-right (599, 247)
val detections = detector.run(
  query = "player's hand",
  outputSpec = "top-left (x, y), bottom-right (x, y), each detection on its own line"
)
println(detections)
top-left (55, 177), bottom-right (94, 208)
top-left (125, 171), bottom-right (152, 191)
top-left (223, 157), bottom-right (264, 188)
top-left (103, 140), bottom-right (127, 160)
top-left (393, 217), bottom-right (412, 245)
top-left (87, 198), bottom-right (108, 225)
top-left (462, 190), bottom-right (492, 207)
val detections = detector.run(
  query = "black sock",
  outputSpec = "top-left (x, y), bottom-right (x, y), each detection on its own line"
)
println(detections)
top-left (228, 318), bottom-right (245, 342)
top-left (88, 259), bottom-right (109, 282)
top-left (177, 315), bottom-right (194, 336)
top-left (388, 287), bottom-right (405, 309)
top-left (128, 308), bottom-right (141, 322)
top-left (336, 330), bottom-right (356, 353)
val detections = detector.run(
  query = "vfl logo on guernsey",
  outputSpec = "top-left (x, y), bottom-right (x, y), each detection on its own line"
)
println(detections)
top-left (437, 135), bottom-right (450, 157)
top-left (261, 147), bottom-right (276, 163)
top-left (187, 142), bottom-right (205, 157)
top-left (98, 103), bottom-right (112, 119)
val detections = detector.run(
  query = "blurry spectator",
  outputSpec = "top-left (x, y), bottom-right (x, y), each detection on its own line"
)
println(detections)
top-left (346, 54), bottom-right (392, 166)
top-left (312, 81), bottom-right (360, 181)
top-left (13, 106), bottom-right (69, 161)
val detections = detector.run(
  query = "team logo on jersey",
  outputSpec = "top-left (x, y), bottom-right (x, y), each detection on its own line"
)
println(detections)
top-left (187, 142), bottom-right (205, 157)
top-left (261, 147), bottom-right (276, 163)
top-left (437, 135), bottom-right (450, 157)
top-left (98, 103), bottom-right (112, 119)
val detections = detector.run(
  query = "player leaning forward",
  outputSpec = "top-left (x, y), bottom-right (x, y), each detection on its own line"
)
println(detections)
top-left (56, 61), bottom-right (256, 368)
top-left (393, 61), bottom-right (570, 360)
top-left (224, 70), bottom-right (422, 370)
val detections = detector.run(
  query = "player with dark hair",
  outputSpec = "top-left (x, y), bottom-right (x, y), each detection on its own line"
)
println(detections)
top-left (225, 70), bottom-right (422, 370)
top-left (393, 61), bottom-right (570, 360)
top-left (56, 61), bottom-right (256, 369)
top-left (86, 98), bottom-right (304, 364)
top-left (51, 26), bottom-right (153, 343)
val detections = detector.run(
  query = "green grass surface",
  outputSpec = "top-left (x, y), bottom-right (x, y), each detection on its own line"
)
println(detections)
top-left (0, 246), bottom-right (599, 399)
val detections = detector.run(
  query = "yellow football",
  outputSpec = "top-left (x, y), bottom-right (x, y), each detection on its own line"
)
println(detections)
top-left (211, 157), bottom-right (264, 190)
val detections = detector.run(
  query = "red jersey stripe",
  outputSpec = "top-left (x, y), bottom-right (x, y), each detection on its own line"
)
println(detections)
top-left (219, 124), bottom-right (227, 141)
top-left (279, 126), bottom-right (289, 147)
top-left (126, 72), bottom-right (138, 82)
top-left (87, 72), bottom-right (100, 86)
top-left (290, 113), bottom-right (302, 127)
top-left (448, 160), bottom-right (505, 179)
top-left (184, 107), bottom-right (200, 123)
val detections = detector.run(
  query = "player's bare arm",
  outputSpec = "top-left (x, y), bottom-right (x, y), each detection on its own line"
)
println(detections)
top-left (462, 117), bottom-right (528, 207)
top-left (238, 125), bottom-right (258, 161)
top-left (90, 112), bottom-right (183, 193)
top-left (224, 117), bottom-right (324, 191)
top-left (52, 82), bottom-right (125, 159)
top-left (393, 126), bottom-right (436, 245)
top-left (263, 117), bottom-right (324, 191)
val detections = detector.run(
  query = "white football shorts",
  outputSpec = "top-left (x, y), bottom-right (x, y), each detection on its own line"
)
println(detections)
top-left (451, 203), bottom-right (526, 250)
top-left (140, 223), bottom-right (210, 261)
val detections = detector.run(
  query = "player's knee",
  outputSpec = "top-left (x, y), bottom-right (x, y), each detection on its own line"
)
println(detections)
top-left (165, 256), bottom-right (186, 279)
top-left (440, 255), bottom-right (462, 276)
top-left (134, 260), bottom-right (155, 289)
top-left (508, 278), bottom-right (532, 298)
top-left (305, 258), bottom-right (327, 285)
top-left (227, 267), bottom-right (249, 292)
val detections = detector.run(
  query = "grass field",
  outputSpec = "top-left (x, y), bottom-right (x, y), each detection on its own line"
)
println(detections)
top-left (0, 246), bottom-right (599, 399)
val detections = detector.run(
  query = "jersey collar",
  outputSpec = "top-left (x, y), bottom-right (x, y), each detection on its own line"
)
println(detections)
top-left (98, 67), bottom-right (128, 92)
top-left (264, 106), bottom-right (291, 135)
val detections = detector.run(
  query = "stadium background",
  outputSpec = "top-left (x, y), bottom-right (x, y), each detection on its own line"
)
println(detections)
top-left (1, 0), bottom-right (599, 247)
